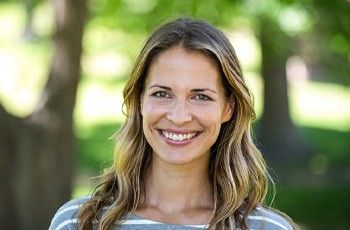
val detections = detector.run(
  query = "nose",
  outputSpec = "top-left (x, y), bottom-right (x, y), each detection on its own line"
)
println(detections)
top-left (166, 99), bottom-right (192, 126)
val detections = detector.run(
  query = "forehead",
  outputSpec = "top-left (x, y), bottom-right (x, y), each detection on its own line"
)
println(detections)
top-left (145, 46), bottom-right (223, 89)
top-left (153, 45), bottom-right (219, 67)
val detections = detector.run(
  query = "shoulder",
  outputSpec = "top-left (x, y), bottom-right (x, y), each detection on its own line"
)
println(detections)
top-left (246, 206), bottom-right (294, 230)
top-left (49, 196), bottom-right (91, 230)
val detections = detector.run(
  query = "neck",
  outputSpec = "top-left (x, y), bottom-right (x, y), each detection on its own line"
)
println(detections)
top-left (137, 156), bottom-right (213, 217)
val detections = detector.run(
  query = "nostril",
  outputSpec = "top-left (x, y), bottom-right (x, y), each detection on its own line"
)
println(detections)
top-left (166, 109), bottom-right (192, 124)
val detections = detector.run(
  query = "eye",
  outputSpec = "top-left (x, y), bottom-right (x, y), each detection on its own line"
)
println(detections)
top-left (193, 94), bottom-right (212, 101)
top-left (152, 91), bottom-right (172, 98)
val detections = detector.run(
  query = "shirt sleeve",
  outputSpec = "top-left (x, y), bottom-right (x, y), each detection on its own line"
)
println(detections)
top-left (247, 206), bottom-right (294, 230)
top-left (49, 196), bottom-right (90, 230)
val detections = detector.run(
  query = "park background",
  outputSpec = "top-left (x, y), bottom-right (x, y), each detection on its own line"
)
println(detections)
top-left (0, 0), bottom-right (349, 229)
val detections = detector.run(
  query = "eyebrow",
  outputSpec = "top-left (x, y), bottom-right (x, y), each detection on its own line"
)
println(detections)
top-left (149, 84), bottom-right (171, 91)
top-left (149, 84), bottom-right (218, 94)
top-left (191, 88), bottom-right (218, 94)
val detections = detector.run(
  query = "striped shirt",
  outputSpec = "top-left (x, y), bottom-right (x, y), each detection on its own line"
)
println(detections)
top-left (49, 197), bottom-right (293, 230)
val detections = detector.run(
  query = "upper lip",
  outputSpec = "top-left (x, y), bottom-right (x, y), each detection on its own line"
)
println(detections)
top-left (159, 128), bottom-right (199, 134)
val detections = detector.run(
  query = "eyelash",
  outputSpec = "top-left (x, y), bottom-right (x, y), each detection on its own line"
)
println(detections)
top-left (151, 91), bottom-right (213, 101)
top-left (151, 91), bottom-right (172, 98)
top-left (193, 94), bottom-right (213, 101)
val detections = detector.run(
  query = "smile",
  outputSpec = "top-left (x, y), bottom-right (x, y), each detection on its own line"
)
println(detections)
top-left (161, 130), bottom-right (197, 141)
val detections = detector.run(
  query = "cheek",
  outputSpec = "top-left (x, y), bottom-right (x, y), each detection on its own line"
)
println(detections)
top-left (200, 106), bottom-right (229, 139)
top-left (196, 106), bottom-right (223, 120)
top-left (194, 107), bottom-right (223, 131)
top-left (141, 101), bottom-right (166, 124)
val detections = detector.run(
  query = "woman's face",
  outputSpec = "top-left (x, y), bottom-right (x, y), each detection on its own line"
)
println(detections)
top-left (141, 46), bottom-right (233, 167)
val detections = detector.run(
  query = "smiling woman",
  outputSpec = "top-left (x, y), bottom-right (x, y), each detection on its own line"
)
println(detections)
top-left (141, 46), bottom-right (233, 166)
top-left (49, 18), bottom-right (298, 230)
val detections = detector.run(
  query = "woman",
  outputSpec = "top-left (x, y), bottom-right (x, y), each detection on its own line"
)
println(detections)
top-left (50, 18), bottom-right (297, 230)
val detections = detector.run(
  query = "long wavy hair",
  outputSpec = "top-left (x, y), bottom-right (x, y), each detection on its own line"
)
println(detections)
top-left (78, 18), bottom-right (290, 229)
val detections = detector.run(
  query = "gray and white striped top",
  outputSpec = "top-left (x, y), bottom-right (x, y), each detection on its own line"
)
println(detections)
top-left (49, 196), bottom-right (293, 230)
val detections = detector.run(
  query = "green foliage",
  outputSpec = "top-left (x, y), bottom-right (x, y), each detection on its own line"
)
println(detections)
top-left (296, 0), bottom-right (350, 84)
top-left (18, 0), bottom-right (350, 84)
top-left (301, 127), bottom-right (350, 165)
top-left (88, 0), bottom-right (240, 31)
top-left (275, 186), bottom-right (350, 229)
top-left (242, 0), bottom-right (350, 84)
top-left (76, 122), bottom-right (121, 172)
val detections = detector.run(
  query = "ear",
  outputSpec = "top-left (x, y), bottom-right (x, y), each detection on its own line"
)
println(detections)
top-left (222, 95), bottom-right (235, 123)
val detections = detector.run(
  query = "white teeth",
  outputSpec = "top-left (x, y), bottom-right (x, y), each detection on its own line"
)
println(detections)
top-left (162, 131), bottom-right (197, 141)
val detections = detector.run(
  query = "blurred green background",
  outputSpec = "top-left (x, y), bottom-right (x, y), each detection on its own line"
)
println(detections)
top-left (0, 0), bottom-right (349, 229)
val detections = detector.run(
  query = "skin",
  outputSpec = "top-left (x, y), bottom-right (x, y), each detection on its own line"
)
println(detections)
top-left (137, 45), bottom-right (233, 225)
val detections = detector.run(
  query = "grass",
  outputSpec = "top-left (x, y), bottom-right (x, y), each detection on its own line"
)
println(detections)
top-left (301, 126), bottom-right (350, 165)
top-left (76, 122), bottom-right (120, 172)
top-left (275, 186), bottom-right (350, 230)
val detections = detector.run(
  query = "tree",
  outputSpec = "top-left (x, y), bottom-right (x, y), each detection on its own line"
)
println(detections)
top-left (0, 0), bottom-right (87, 229)
top-left (258, 15), bottom-right (309, 172)
top-left (237, 1), bottom-right (313, 175)
top-left (257, 0), bottom-right (349, 172)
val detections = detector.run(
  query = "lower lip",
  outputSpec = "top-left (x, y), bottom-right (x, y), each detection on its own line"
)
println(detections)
top-left (158, 130), bottom-right (198, 146)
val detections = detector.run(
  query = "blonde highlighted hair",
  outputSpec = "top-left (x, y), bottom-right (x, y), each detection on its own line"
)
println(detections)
top-left (78, 18), bottom-right (292, 229)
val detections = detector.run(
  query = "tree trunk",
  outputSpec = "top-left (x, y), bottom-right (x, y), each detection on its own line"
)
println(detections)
top-left (259, 17), bottom-right (310, 175)
top-left (0, 106), bottom-right (20, 229)
top-left (0, 0), bottom-right (87, 229)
